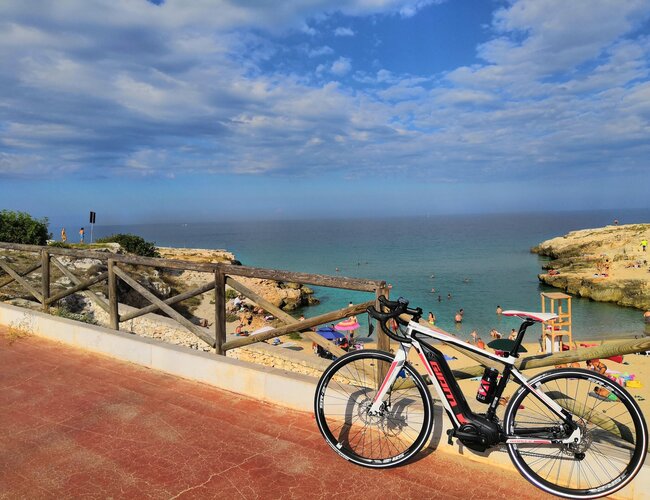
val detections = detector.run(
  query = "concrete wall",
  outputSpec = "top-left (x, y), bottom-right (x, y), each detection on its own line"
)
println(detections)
top-left (0, 302), bottom-right (646, 499)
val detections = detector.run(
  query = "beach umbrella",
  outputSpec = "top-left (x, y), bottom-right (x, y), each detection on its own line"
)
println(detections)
top-left (335, 318), bottom-right (360, 332)
top-left (316, 327), bottom-right (345, 341)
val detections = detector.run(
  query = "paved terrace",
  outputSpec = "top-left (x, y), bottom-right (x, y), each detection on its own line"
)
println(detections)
top-left (0, 327), bottom-right (547, 499)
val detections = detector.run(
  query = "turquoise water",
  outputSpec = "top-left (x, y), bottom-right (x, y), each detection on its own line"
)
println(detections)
top-left (87, 210), bottom-right (649, 341)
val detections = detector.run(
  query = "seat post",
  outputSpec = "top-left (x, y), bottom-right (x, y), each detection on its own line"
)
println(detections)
top-left (511, 319), bottom-right (535, 357)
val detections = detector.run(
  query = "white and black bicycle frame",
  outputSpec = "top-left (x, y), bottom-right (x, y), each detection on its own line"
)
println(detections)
top-left (368, 319), bottom-right (581, 447)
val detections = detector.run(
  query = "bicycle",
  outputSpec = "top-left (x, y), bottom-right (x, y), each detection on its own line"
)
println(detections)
top-left (314, 297), bottom-right (648, 498)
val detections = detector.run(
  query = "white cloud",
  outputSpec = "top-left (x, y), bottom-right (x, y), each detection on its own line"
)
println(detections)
top-left (481, 0), bottom-right (650, 75)
top-left (308, 45), bottom-right (335, 57)
top-left (334, 27), bottom-right (355, 36)
top-left (0, 0), bottom-right (649, 188)
top-left (331, 57), bottom-right (352, 75)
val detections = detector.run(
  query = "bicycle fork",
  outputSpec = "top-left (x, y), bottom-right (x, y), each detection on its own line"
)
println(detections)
top-left (368, 343), bottom-right (410, 415)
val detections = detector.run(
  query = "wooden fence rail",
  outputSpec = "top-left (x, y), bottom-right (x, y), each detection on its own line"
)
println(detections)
top-left (0, 242), bottom-right (386, 356)
top-left (2, 242), bottom-right (648, 373)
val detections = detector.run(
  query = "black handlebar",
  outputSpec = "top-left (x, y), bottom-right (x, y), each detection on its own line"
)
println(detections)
top-left (367, 296), bottom-right (422, 343)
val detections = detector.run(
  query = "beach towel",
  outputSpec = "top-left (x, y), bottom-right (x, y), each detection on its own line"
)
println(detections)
top-left (590, 390), bottom-right (617, 402)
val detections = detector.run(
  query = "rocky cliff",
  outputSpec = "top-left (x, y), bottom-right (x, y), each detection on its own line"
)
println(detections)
top-left (157, 247), bottom-right (319, 313)
top-left (532, 224), bottom-right (650, 310)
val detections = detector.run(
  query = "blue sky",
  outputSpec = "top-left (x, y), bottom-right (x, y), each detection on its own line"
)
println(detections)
top-left (1, 0), bottom-right (650, 224)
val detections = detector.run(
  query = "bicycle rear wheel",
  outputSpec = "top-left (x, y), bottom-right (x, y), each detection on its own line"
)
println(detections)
top-left (504, 368), bottom-right (647, 498)
top-left (314, 349), bottom-right (433, 468)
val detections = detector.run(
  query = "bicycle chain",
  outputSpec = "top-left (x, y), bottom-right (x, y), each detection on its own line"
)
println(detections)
top-left (500, 422), bottom-right (580, 461)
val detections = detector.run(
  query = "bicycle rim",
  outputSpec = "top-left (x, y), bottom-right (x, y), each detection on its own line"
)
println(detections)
top-left (505, 368), bottom-right (647, 498)
top-left (314, 349), bottom-right (433, 468)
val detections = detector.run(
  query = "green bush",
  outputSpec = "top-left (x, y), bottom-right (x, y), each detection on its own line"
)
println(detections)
top-left (225, 313), bottom-right (239, 322)
top-left (96, 233), bottom-right (160, 257)
top-left (0, 210), bottom-right (50, 245)
top-left (225, 289), bottom-right (239, 300)
top-left (52, 308), bottom-right (98, 325)
top-left (48, 241), bottom-right (71, 249)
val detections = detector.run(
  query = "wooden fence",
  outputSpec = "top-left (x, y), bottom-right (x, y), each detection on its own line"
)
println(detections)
top-left (2, 242), bottom-right (649, 374)
top-left (0, 242), bottom-right (389, 355)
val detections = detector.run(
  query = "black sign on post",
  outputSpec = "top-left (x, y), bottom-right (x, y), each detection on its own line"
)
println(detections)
top-left (89, 211), bottom-right (96, 243)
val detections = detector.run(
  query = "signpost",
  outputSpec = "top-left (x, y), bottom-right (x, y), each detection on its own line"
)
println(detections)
top-left (89, 211), bottom-right (96, 244)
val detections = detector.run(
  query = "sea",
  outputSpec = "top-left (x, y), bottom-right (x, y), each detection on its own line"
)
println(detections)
top-left (72, 209), bottom-right (649, 342)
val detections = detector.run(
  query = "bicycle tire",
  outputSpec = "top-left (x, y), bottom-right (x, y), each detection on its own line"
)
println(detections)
top-left (504, 368), bottom-right (647, 499)
top-left (314, 349), bottom-right (434, 468)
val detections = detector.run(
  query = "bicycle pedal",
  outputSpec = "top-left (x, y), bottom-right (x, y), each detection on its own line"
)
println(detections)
top-left (446, 429), bottom-right (455, 445)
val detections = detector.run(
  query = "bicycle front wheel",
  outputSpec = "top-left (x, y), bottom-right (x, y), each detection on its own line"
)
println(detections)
top-left (504, 368), bottom-right (647, 499)
top-left (314, 349), bottom-right (434, 468)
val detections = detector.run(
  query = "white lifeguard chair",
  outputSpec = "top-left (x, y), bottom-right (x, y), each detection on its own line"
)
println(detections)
top-left (540, 292), bottom-right (573, 353)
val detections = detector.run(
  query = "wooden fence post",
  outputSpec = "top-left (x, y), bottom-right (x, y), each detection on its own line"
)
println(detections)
top-left (108, 259), bottom-right (119, 330)
top-left (41, 249), bottom-right (50, 312)
top-left (214, 269), bottom-right (226, 355)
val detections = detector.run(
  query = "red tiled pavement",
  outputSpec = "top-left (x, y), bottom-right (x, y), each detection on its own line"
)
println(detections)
top-left (0, 327), bottom-right (550, 499)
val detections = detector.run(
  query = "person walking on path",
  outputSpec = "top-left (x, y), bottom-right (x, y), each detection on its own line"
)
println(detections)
top-left (61, 228), bottom-right (67, 243)
top-left (642, 239), bottom-right (648, 252)
top-left (79, 227), bottom-right (85, 243)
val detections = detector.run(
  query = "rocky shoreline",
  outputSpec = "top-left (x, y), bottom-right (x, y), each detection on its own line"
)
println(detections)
top-left (1, 243), bottom-right (320, 338)
top-left (532, 224), bottom-right (650, 310)
top-left (156, 246), bottom-right (319, 313)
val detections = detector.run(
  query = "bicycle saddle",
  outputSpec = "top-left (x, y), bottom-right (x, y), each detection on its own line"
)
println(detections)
top-left (502, 310), bottom-right (558, 322)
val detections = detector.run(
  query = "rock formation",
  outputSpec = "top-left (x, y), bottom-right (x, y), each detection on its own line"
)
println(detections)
top-left (532, 224), bottom-right (650, 310)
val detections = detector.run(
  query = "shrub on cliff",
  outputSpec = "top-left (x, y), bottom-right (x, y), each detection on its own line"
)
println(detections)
top-left (96, 233), bottom-right (160, 258)
top-left (0, 210), bottom-right (50, 245)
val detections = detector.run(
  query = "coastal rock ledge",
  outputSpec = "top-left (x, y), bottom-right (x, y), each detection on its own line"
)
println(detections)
top-left (531, 224), bottom-right (650, 311)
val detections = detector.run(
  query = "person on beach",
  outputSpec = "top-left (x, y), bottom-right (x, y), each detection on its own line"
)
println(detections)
top-left (79, 227), bottom-right (85, 243)
top-left (428, 312), bottom-right (436, 325)
top-left (496, 305), bottom-right (502, 315)
top-left (469, 330), bottom-right (478, 344)
top-left (586, 359), bottom-right (607, 375)
top-left (476, 337), bottom-right (486, 349)
top-left (61, 228), bottom-right (67, 243)
top-left (642, 239), bottom-right (648, 252)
